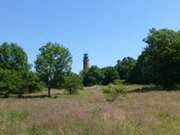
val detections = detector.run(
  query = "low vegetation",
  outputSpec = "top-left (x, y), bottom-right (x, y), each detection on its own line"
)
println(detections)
top-left (0, 85), bottom-right (180, 135)
top-left (103, 84), bottom-right (127, 102)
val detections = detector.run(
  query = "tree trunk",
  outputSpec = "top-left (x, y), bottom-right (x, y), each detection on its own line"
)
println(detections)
top-left (69, 88), bottom-right (73, 95)
top-left (48, 87), bottom-right (51, 97)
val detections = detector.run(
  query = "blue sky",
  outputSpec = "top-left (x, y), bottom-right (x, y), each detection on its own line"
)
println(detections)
top-left (0, 0), bottom-right (180, 73)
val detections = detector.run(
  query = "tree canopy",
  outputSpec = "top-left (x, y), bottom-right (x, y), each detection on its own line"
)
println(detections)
top-left (0, 42), bottom-right (30, 72)
top-left (102, 66), bottom-right (119, 85)
top-left (129, 28), bottom-right (180, 89)
top-left (81, 66), bottom-right (103, 86)
top-left (0, 42), bottom-right (40, 97)
top-left (115, 57), bottom-right (136, 81)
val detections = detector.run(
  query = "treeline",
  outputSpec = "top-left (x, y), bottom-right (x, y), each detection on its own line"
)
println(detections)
top-left (129, 28), bottom-right (180, 89)
top-left (81, 28), bottom-right (180, 89)
top-left (0, 28), bottom-right (180, 97)
top-left (81, 56), bottom-right (136, 86)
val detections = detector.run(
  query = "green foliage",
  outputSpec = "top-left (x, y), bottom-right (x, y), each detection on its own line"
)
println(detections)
top-left (102, 66), bottom-right (119, 85)
top-left (81, 66), bottom-right (119, 86)
top-left (0, 43), bottom-right (42, 96)
top-left (129, 28), bottom-right (180, 89)
top-left (113, 79), bottom-right (125, 85)
top-left (35, 42), bottom-right (72, 96)
top-left (63, 74), bottom-right (83, 94)
top-left (103, 83), bottom-right (127, 102)
top-left (0, 69), bottom-right (43, 96)
top-left (103, 84), bottom-right (127, 95)
top-left (115, 57), bottom-right (136, 81)
top-left (25, 71), bottom-right (44, 93)
top-left (81, 66), bottom-right (103, 86)
top-left (128, 50), bottom-right (154, 84)
top-left (0, 69), bottom-right (26, 97)
top-left (0, 42), bottom-right (30, 72)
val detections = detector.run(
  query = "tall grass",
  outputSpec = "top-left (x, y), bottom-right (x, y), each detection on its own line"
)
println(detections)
top-left (0, 86), bottom-right (180, 135)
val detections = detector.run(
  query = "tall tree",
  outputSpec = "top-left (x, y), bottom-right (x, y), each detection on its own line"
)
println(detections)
top-left (0, 42), bottom-right (32, 97)
top-left (144, 28), bottom-right (180, 88)
top-left (115, 57), bottom-right (136, 81)
top-left (102, 66), bottom-right (119, 85)
top-left (0, 68), bottom-right (26, 97)
top-left (128, 50), bottom-right (154, 83)
top-left (81, 66), bottom-right (103, 86)
top-left (0, 42), bottom-right (29, 71)
top-left (35, 42), bottom-right (72, 97)
top-left (129, 28), bottom-right (180, 89)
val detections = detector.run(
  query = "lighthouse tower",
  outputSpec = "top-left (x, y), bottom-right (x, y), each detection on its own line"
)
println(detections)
top-left (83, 53), bottom-right (90, 70)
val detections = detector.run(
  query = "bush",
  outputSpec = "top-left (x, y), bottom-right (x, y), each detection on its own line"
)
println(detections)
top-left (63, 74), bottom-right (83, 94)
top-left (103, 84), bottom-right (114, 94)
top-left (113, 79), bottom-right (125, 85)
top-left (103, 84), bottom-right (127, 95)
top-left (103, 84), bottom-right (127, 102)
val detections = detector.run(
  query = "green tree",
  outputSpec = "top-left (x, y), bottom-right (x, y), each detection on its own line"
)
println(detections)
top-left (102, 66), bottom-right (119, 85)
top-left (128, 50), bottom-right (154, 83)
top-left (0, 69), bottom-right (26, 97)
top-left (63, 73), bottom-right (83, 94)
top-left (35, 42), bottom-right (72, 97)
top-left (25, 71), bottom-right (44, 93)
top-left (115, 57), bottom-right (136, 81)
top-left (0, 42), bottom-right (32, 97)
top-left (0, 42), bottom-right (30, 72)
top-left (81, 66), bottom-right (103, 86)
top-left (144, 28), bottom-right (180, 88)
top-left (129, 28), bottom-right (180, 89)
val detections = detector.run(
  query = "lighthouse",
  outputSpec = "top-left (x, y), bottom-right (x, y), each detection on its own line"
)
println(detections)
top-left (83, 53), bottom-right (90, 70)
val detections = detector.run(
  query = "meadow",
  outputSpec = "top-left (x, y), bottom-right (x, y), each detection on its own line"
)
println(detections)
top-left (0, 85), bottom-right (180, 135)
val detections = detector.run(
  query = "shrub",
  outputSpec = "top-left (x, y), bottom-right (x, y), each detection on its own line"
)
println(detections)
top-left (103, 84), bottom-right (114, 94)
top-left (103, 84), bottom-right (127, 102)
top-left (114, 84), bottom-right (127, 94)
top-left (63, 74), bottom-right (83, 94)
top-left (113, 79), bottom-right (125, 85)
top-left (103, 84), bottom-right (127, 95)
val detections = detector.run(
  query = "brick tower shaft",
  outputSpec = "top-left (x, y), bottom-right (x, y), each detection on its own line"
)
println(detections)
top-left (83, 53), bottom-right (89, 70)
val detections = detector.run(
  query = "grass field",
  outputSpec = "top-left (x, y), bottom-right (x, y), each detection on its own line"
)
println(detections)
top-left (0, 85), bottom-right (180, 135)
